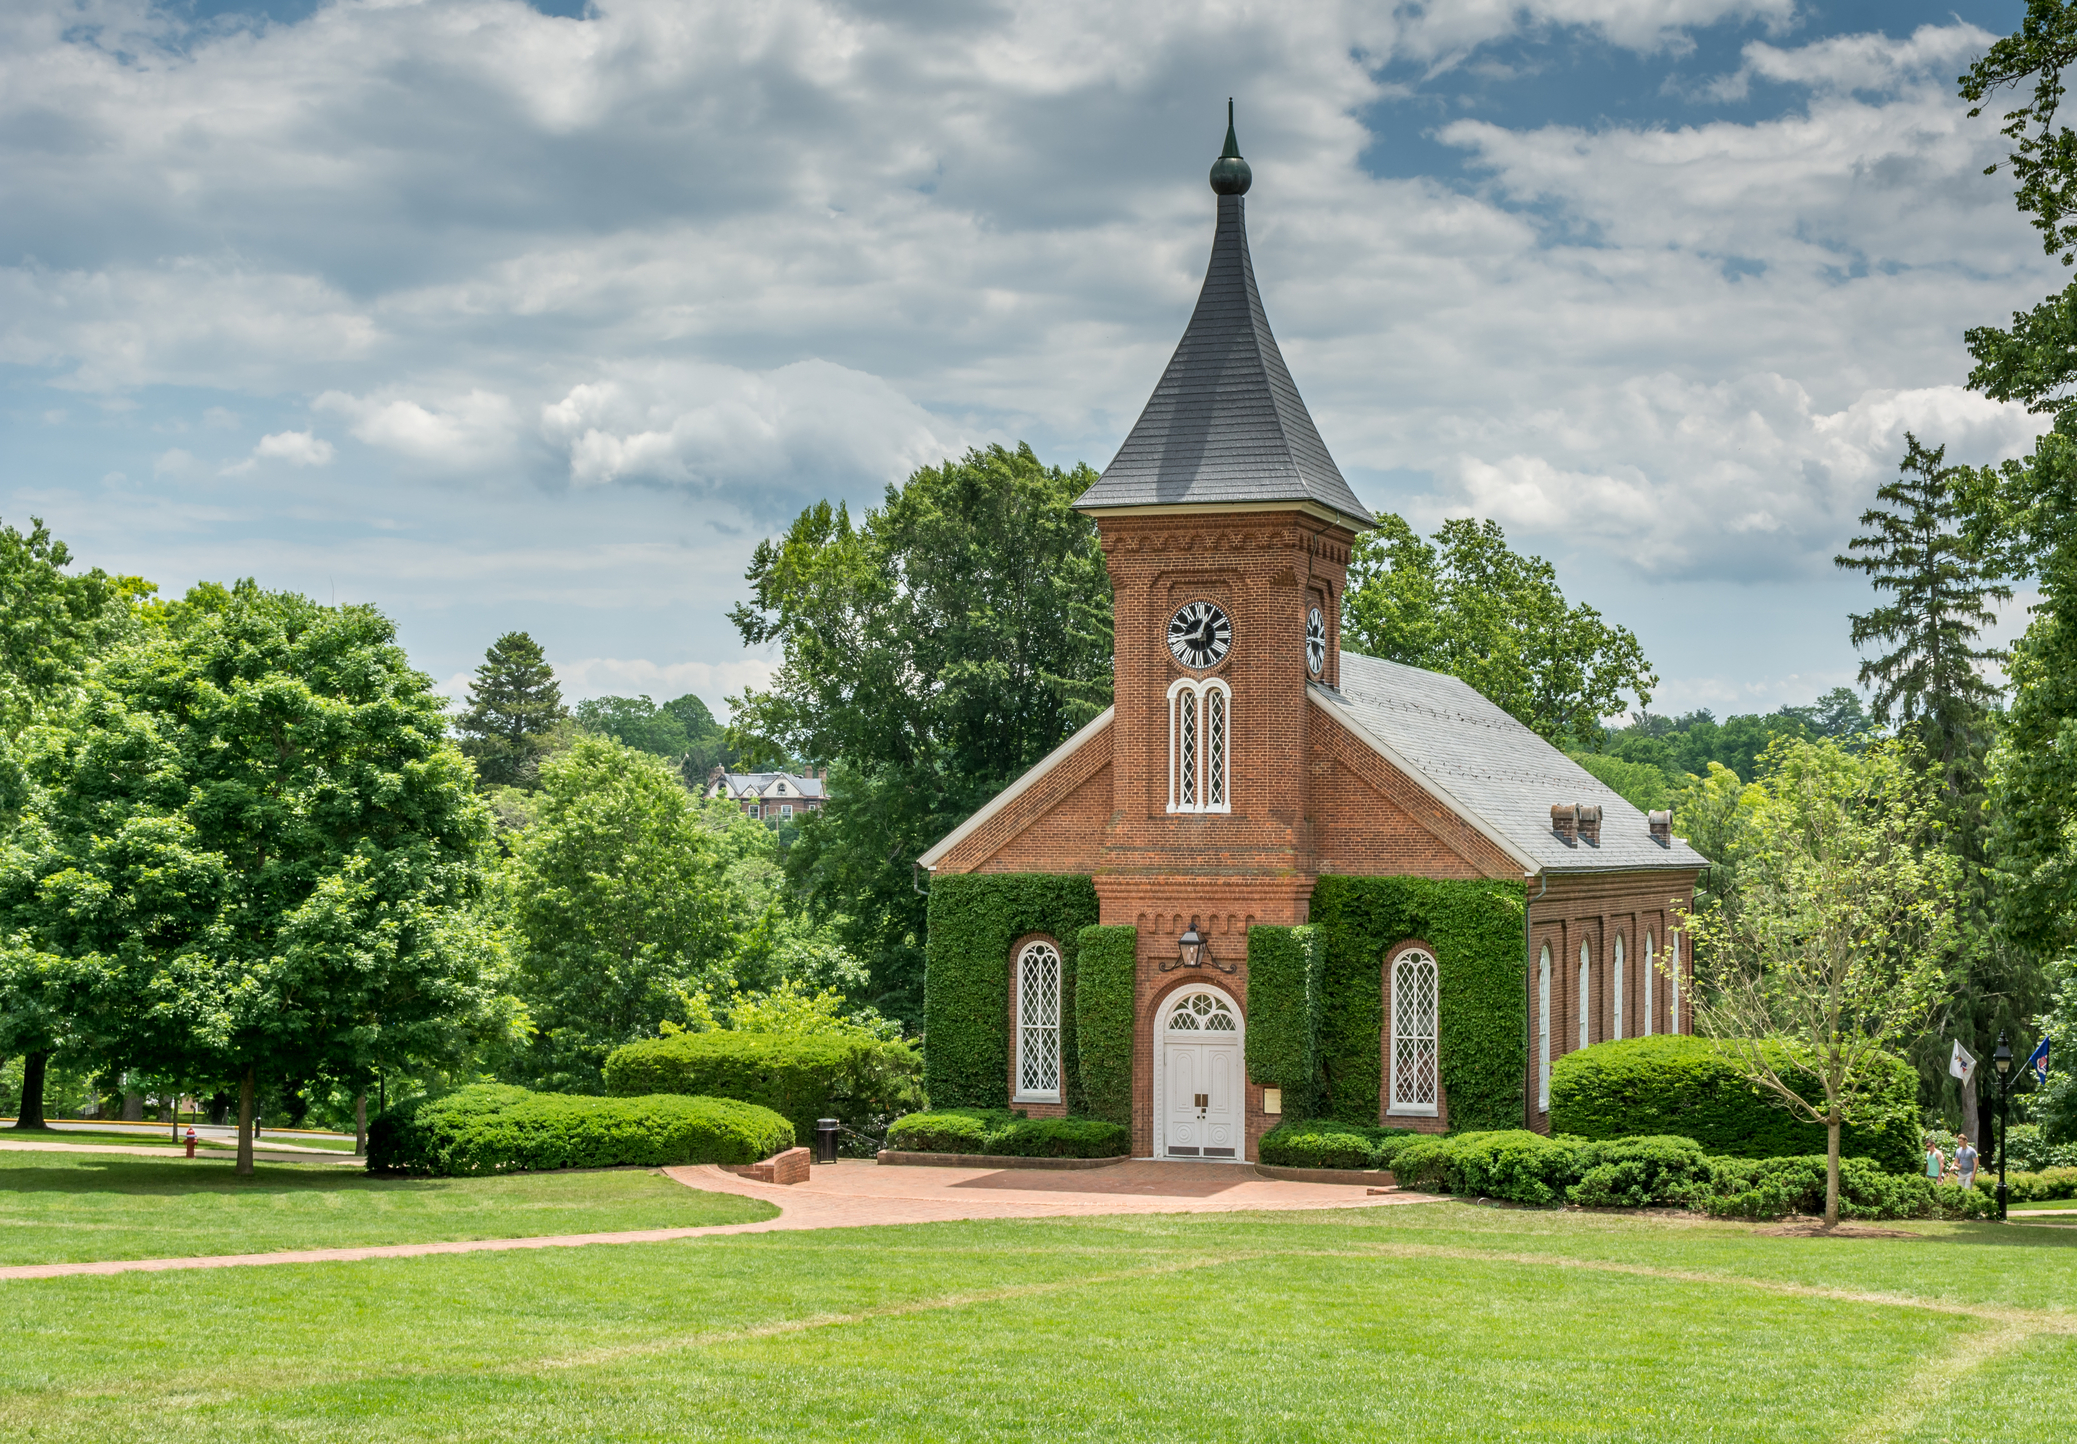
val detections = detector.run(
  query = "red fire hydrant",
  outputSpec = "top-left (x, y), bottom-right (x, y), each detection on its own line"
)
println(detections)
top-left (184, 1127), bottom-right (197, 1159)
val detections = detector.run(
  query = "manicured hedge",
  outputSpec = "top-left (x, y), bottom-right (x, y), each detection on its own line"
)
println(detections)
top-left (1386, 1128), bottom-right (1991, 1220)
top-left (367, 1083), bottom-right (794, 1176)
top-left (1309, 876), bottom-right (1527, 1131)
top-left (1244, 925), bottom-right (1321, 1118)
top-left (923, 873), bottom-right (1100, 1109)
top-left (1257, 1117), bottom-right (1418, 1171)
top-left (602, 1030), bottom-right (923, 1146)
top-left (1975, 1166), bottom-right (2077, 1203)
top-left (1548, 1036), bottom-right (1921, 1175)
top-left (885, 1108), bottom-right (1130, 1159)
top-left (1074, 925), bottom-right (1137, 1127)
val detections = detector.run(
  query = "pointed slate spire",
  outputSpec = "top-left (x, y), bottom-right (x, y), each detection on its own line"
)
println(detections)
top-left (1075, 104), bottom-right (1374, 529)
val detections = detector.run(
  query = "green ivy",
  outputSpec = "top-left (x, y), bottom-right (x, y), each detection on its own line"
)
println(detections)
top-left (1310, 876), bottom-right (1527, 1132)
top-left (922, 873), bottom-right (1100, 1109)
top-left (1243, 925), bottom-right (1320, 1117)
top-left (1074, 925), bottom-right (1136, 1126)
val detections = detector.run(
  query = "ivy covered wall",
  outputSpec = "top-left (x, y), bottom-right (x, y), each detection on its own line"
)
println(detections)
top-left (1310, 876), bottom-right (1528, 1132)
top-left (922, 873), bottom-right (1100, 1109)
top-left (1074, 925), bottom-right (1137, 1126)
top-left (1243, 924), bottom-right (1320, 1118)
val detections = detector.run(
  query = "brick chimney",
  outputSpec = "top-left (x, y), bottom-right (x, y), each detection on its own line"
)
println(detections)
top-left (1648, 810), bottom-right (1672, 847)
top-left (1550, 803), bottom-right (1578, 846)
top-left (1577, 804), bottom-right (1602, 847)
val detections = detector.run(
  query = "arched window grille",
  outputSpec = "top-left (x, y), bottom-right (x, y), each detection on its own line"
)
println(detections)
top-left (1643, 932), bottom-right (1655, 1037)
top-left (1167, 678), bottom-right (1231, 814)
top-left (1612, 934), bottom-right (1625, 1042)
top-left (1014, 940), bottom-right (1062, 1101)
top-left (1388, 948), bottom-right (1439, 1116)
top-left (1537, 944), bottom-right (1551, 1113)
top-left (1666, 930), bottom-right (1678, 1034)
top-left (1578, 941), bottom-right (1591, 1051)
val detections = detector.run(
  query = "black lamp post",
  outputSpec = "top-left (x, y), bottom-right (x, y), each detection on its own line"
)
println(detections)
top-left (1994, 1031), bottom-right (2013, 1222)
top-left (1177, 926), bottom-right (1207, 970)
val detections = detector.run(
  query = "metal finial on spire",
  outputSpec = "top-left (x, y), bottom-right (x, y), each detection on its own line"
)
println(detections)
top-left (1210, 98), bottom-right (1252, 195)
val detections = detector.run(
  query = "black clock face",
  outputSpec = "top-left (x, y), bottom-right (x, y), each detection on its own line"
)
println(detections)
top-left (1167, 600), bottom-right (1232, 670)
top-left (1306, 606), bottom-right (1327, 676)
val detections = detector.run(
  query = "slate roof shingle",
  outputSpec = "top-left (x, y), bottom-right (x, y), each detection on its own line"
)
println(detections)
top-left (1315, 652), bottom-right (1713, 874)
top-left (1073, 194), bottom-right (1375, 528)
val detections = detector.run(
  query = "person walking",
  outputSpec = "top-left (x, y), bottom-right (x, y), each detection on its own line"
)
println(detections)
top-left (1954, 1134), bottom-right (1980, 1193)
top-left (1925, 1136), bottom-right (1946, 1184)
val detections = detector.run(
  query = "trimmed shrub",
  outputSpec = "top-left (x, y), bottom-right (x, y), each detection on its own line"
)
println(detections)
top-left (1245, 925), bottom-right (1321, 1118)
top-left (923, 874), bottom-right (1100, 1109)
top-left (885, 1108), bottom-right (1130, 1159)
top-left (1257, 1118), bottom-right (1418, 1171)
top-left (1309, 877), bottom-right (1527, 1131)
top-left (602, 1030), bottom-right (922, 1146)
top-left (1549, 1035), bottom-right (1921, 1175)
top-left (1566, 1136), bottom-right (1716, 1208)
top-left (1975, 1166), bottom-right (2077, 1203)
top-left (1075, 925), bottom-right (1137, 1128)
top-left (2003, 1124), bottom-right (2077, 1174)
top-left (368, 1083), bottom-right (793, 1176)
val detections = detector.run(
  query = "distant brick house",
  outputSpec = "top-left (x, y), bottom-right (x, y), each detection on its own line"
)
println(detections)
top-left (706, 768), bottom-right (829, 822)
top-left (915, 115), bottom-right (1707, 1163)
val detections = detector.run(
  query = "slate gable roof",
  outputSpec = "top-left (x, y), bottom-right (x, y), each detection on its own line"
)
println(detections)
top-left (1073, 193), bottom-right (1376, 528)
top-left (1314, 652), bottom-right (1712, 874)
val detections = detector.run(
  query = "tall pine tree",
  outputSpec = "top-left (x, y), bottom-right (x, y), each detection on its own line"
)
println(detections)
top-left (1835, 434), bottom-right (2027, 1135)
top-left (455, 632), bottom-right (566, 789)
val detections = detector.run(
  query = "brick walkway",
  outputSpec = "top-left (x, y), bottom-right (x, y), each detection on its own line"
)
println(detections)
top-left (0, 1158), bottom-right (1440, 1282)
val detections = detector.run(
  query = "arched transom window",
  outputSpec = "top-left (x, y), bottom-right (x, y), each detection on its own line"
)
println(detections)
top-left (1167, 678), bottom-right (1231, 814)
top-left (1015, 940), bottom-right (1062, 1102)
top-left (1388, 948), bottom-right (1439, 1116)
top-left (1167, 990), bottom-right (1238, 1032)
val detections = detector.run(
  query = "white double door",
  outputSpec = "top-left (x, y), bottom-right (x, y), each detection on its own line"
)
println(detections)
top-left (1163, 1038), bottom-right (1241, 1159)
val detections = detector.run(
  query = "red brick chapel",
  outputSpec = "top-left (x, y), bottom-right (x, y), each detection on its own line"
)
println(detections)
top-left (917, 111), bottom-right (1707, 1163)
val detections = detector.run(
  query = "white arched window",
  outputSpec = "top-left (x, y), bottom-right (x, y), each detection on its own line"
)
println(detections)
top-left (1014, 940), bottom-right (1061, 1102)
top-left (1578, 940), bottom-right (1591, 1051)
top-left (1643, 932), bottom-right (1655, 1037)
top-left (1388, 948), bottom-right (1439, 1116)
top-left (1669, 930), bottom-right (1682, 1034)
top-left (1612, 934), bottom-right (1625, 1042)
top-left (1167, 678), bottom-right (1231, 814)
top-left (1537, 944), bottom-right (1551, 1112)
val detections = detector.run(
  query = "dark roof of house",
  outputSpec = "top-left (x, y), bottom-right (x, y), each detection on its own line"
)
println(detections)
top-left (1073, 190), bottom-right (1375, 528)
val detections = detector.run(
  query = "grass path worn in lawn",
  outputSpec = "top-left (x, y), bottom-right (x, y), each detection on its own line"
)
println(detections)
top-left (3, 1201), bottom-right (2074, 1442)
top-left (0, 1152), bottom-right (775, 1265)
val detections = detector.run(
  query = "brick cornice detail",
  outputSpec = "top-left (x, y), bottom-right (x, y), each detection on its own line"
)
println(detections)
top-left (932, 722), bottom-right (1115, 874)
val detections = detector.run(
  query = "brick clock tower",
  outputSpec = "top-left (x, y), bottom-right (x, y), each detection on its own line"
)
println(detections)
top-left (1071, 104), bottom-right (1374, 1023)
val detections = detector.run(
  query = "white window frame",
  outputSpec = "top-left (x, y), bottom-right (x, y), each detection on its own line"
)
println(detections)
top-left (1537, 943), bottom-right (1551, 1113)
top-left (1669, 930), bottom-right (1681, 1034)
top-left (1166, 677), bottom-right (1232, 815)
top-left (1643, 932), bottom-right (1655, 1037)
top-left (1578, 940), bottom-right (1591, 1052)
top-left (1387, 947), bottom-right (1440, 1117)
top-left (1612, 933), bottom-right (1625, 1042)
top-left (1014, 940), bottom-right (1063, 1103)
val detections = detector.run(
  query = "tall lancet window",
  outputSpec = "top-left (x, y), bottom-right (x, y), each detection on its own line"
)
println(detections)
top-left (1612, 934), bottom-right (1625, 1042)
top-left (1168, 679), bottom-right (1231, 814)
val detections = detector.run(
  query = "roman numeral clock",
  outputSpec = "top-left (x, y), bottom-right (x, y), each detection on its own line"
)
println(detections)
top-left (1167, 600), bottom-right (1232, 670)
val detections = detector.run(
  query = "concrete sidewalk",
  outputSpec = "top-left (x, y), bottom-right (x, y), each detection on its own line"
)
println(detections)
top-left (0, 1139), bottom-right (362, 1167)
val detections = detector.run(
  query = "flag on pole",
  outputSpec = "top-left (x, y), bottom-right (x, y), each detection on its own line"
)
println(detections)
top-left (2026, 1037), bottom-right (2051, 1089)
top-left (1950, 1041), bottom-right (1977, 1085)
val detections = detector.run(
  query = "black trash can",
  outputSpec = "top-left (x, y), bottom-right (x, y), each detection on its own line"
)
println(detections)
top-left (815, 1118), bottom-right (840, 1164)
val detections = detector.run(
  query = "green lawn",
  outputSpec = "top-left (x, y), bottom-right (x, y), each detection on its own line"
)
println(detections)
top-left (3, 1126), bottom-right (356, 1154)
top-left (1, 1187), bottom-right (2073, 1441)
top-left (0, 1152), bottom-right (775, 1264)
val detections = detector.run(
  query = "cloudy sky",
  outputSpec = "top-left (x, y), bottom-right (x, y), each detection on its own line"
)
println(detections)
top-left (0, 0), bottom-right (2051, 720)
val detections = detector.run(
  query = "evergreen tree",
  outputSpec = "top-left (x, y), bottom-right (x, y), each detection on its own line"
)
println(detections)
top-left (1834, 434), bottom-right (2011, 800)
top-left (455, 631), bottom-right (565, 789)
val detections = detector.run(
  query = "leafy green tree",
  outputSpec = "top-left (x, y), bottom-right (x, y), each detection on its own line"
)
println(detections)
top-left (456, 632), bottom-right (565, 789)
top-left (0, 581), bottom-right (507, 1171)
top-left (1835, 434), bottom-right (2010, 798)
top-left (572, 692), bottom-right (736, 785)
top-left (1683, 739), bottom-right (1960, 1226)
top-left (1343, 514), bottom-right (1656, 744)
top-left (0, 517), bottom-right (144, 740)
top-left (506, 736), bottom-right (734, 1091)
top-left (728, 443), bottom-right (1113, 1021)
